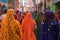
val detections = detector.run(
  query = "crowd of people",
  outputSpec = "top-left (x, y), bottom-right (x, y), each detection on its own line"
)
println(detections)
top-left (0, 8), bottom-right (60, 40)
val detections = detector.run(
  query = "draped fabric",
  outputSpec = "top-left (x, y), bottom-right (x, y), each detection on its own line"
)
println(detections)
top-left (40, 10), bottom-right (59, 40)
top-left (40, 20), bottom-right (59, 40)
top-left (21, 12), bottom-right (36, 40)
top-left (0, 9), bottom-right (22, 40)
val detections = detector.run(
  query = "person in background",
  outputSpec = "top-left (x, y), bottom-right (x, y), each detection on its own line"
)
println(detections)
top-left (1, 9), bottom-right (22, 40)
top-left (40, 10), bottom-right (59, 40)
top-left (16, 10), bottom-right (22, 24)
top-left (21, 12), bottom-right (36, 40)
top-left (36, 12), bottom-right (43, 40)
top-left (0, 10), bottom-right (7, 21)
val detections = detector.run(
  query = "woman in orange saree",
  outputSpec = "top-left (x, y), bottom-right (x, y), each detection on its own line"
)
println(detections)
top-left (21, 12), bottom-right (36, 40)
top-left (0, 9), bottom-right (22, 40)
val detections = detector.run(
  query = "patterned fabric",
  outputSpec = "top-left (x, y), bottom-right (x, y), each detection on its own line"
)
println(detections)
top-left (40, 20), bottom-right (59, 40)
top-left (40, 10), bottom-right (59, 40)
top-left (0, 9), bottom-right (22, 40)
top-left (21, 12), bottom-right (36, 40)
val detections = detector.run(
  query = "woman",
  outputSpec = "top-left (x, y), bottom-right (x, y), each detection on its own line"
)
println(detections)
top-left (16, 10), bottom-right (22, 24)
top-left (21, 12), bottom-right (36, 40)
top-left (40, 10), bottom-right (59, 40)
top-left (36, 12), bottom-right (43, 40)
top-left (1, 9), bottom-right (22, 40)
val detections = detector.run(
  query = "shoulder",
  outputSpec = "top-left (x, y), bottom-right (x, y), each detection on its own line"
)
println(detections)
top-left (11, 20), bottom-right (21, 29)
top-left (14, 20), bottom-right (20, 25)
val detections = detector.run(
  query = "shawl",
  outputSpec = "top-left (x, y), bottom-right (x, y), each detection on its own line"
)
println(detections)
top-left (21, 12), bottom-right (36, 40)
top-left (44, 10), bottom-right (54, 19)
top-left (0, 9), bottom-right (22, 40)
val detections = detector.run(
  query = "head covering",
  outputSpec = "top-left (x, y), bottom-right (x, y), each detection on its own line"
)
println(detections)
top-left (58, 10), bottom-right (60, 19)
top-left (21, 12), bottom-right (36, 40)
top-left (44, 10), bottom-right (54, 19)
top-left (24, 12), bottom-right (32, 20)
top-left (1, 9), bottom-right (22, 40)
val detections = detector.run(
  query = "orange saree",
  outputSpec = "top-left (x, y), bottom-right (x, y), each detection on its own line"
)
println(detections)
top-left (0, 9), bottom-right (22, 40)
top-left (22, 12), bottom-right (36, 40)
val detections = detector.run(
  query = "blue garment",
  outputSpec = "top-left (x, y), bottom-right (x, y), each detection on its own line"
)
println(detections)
top-left (0, 0), bottom-right (2, 2)
top-left (40, 20), bottom-right (59, 40)
top-left (3, 6), bottom-right (8, 10)
top-left (59, 22), bottom-right (60, 39)
top-left (2, 0), bottom-right (8, 3)
top-left (0, 0), bottom-right (8, 10)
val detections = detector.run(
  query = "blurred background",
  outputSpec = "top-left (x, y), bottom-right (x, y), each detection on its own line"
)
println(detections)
top-left (0, 0), bottom-right (60, 40)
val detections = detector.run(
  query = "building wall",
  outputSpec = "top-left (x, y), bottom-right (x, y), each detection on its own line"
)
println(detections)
top-left (41, 0), bottom-right (45, 12)
top-left (25, 0), bottom-right (32, 3)
top-left (42, 0), bottom-right (50, 10)
top-left (46, 0), bottom-right (50, 8)
top-left (0, 0), bottom-right (20, 10)
top-left (8, 0), bottom-right (20, 10)
top-left (0, 0), bottom-right (8, 10)
top-left (24, 0), bottom-right (34, 12)
top-left (15, 0), bottom-right (20, 10)
top-left (8, 0), bottom-right (15, 9)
